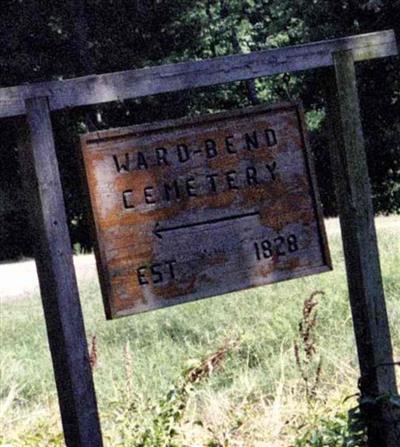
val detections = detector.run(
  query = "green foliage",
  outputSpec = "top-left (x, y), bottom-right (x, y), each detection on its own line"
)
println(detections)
top-left (295, 410), bottom-right (364, 447)
top-left (0, 0), bottom-right (399, 258)
top-left (295, 393), bottom-right (400, 447)
top-left (296, 0), bottom-right (400, 215)
top-left (103, 382), bottom-right (192, 447)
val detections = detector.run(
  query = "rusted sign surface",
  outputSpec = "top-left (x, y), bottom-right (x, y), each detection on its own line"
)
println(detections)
top-left (81, 103), bottom-right (331, 319)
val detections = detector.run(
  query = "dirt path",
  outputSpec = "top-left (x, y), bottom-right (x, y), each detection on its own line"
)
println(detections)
top-left (324, 215), bottom-right (400, 234)
top-left (0, 254), bottom-right (98, 302)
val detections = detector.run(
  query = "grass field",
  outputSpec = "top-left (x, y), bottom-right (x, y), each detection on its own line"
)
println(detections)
top-left (1, 217), bottom-right (399, 446)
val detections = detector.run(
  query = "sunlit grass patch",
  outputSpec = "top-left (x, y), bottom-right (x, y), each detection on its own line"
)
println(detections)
top-left (1, 217), bottom-right (399, 446)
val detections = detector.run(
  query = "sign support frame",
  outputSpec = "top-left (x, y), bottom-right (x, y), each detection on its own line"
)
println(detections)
top-left (17, 97), bottom-right (103, 447)
top-left (0, 30), bottom-right (397, 446)
top-left (325, 50), bottom-right (399, 446)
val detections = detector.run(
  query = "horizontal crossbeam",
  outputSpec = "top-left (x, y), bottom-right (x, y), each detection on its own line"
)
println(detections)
top-left (0, 30), bottom-right (397, 118)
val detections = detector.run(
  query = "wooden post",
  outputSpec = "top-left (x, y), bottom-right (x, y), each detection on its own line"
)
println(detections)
top-left (326, 50), bottom-right (399, 446)
top-left (18, 96), bottom-right (103, 446)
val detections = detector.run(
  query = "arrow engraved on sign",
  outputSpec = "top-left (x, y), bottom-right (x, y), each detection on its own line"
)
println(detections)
top-left (153, 211), bottom-right (260, 239)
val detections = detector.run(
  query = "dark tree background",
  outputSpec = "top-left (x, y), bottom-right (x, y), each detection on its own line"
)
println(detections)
top-left (0, 0), bottom-right (399, 260)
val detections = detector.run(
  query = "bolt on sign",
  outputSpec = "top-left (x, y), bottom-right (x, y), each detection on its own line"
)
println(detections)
top-left (81, 102), bottom-right (332, 318)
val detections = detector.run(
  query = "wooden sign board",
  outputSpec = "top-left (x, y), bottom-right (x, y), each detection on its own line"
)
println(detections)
top-left (81, 103), bottom-right (331, 319)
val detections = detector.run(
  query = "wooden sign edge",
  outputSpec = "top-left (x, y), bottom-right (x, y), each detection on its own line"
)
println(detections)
top-left (79, 101), bottom-right (332, 319)
top-left (81, 101), bottom-right (298, 145)
top-left (77, 135), bottom-right (115, 320)
top-left (113, 265), bottom-right (332, 318)
top-left (295, 102), bottom-right (332, 271)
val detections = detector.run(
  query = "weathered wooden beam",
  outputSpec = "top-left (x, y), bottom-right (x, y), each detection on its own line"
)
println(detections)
top-left (18, 97), bottom-right (103, 446)
top-left (326, 50), bottom-right (399, 447)
top-left (0, 30), bottom-right (397, 118)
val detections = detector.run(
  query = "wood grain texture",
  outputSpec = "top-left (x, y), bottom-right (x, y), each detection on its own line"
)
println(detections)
top-left (327, 51), bottom-right (399, 447)
top-left (81, 103), bottom-right (331, 318)
top-left (18, 97), bottom-right (103, 446)
top-left (0, 30), bottom-right (397, 118)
